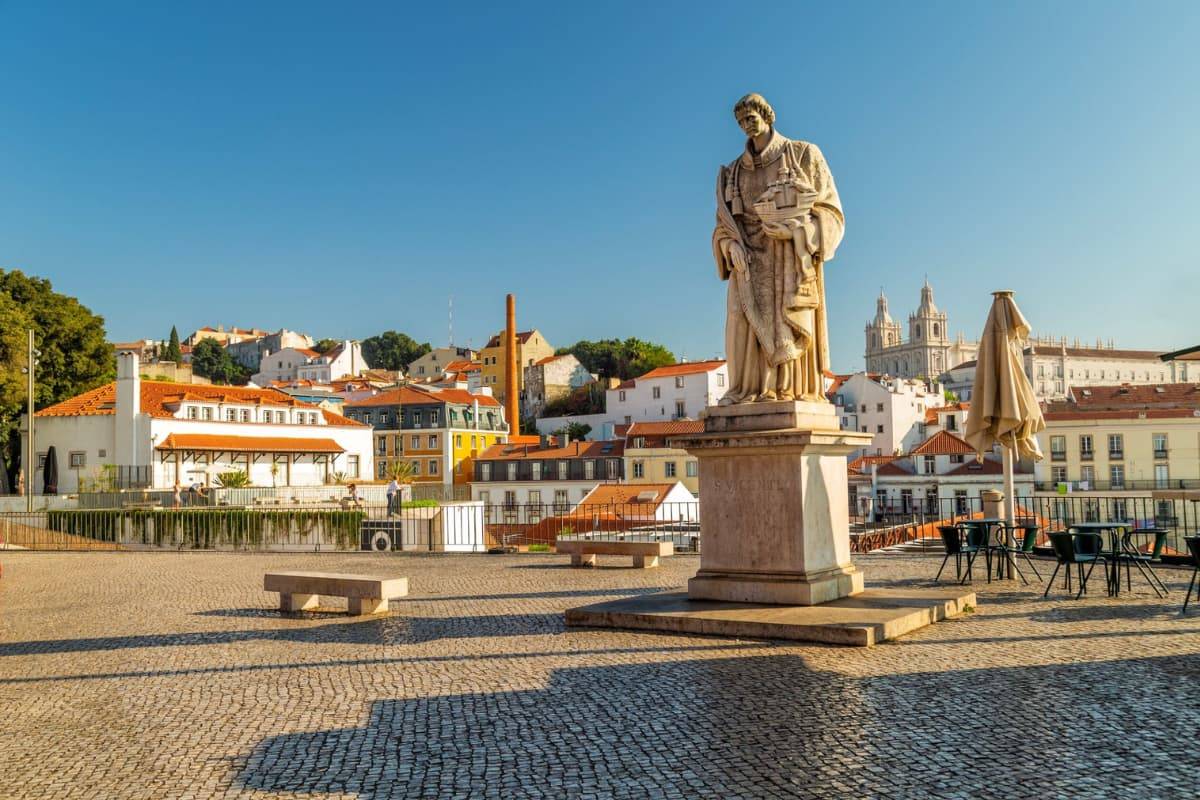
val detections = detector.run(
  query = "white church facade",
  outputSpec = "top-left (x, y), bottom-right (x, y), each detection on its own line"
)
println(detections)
top-left (864, 281), bottom-right (977, 380)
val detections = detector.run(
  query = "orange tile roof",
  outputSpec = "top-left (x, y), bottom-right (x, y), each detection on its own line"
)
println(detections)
top-left (345, 385), bottom-right (501, 408)
top-left (625, 420), bottom-right (705, 437)
top-left (847, 455), bottom-right (898, 474)
top-left (484, 330), bottom-right (539, 348)
top-left (910, 430), bottom-right (976, 456)
top-left (476, 439), bottom-right (623, 461)
top-left (156, 433), bottom-right (344, 453)
top-left (34, 380), bottom-right (366, 427)
top-left (442, 359), bottom-right (477, 373)
top-left (636, 360), bottom-right (726, 380)
top-left (875, 461), bottom-right (914, 476)
top-left (580, 483), bottom-right (679, 506)
top-left (925, 402), bottom-right (970, 424)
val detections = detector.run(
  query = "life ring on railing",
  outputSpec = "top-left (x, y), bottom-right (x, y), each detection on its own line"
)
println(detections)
top-left (370, 531), bottom-right (392, 552)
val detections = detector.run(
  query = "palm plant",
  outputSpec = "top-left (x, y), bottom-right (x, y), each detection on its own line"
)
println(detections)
top-left (385, 460), bottom-right (416, 483)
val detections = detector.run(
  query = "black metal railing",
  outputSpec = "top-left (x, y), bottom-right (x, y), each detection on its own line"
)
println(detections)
top-left (1034, 479), bottom-right (1200, 492)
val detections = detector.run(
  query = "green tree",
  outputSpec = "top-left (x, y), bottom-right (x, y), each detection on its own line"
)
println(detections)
top-left (0, 269), bottom-right (115, 481)
top-left (361, 331), bottom-right (431, 372)
top-left (556, 337), bottom-right (675, 380)
top-left (553, 421), bottom-right (592, 441)
top-left (944, 389), bottom-right (960, 404)
top-left (190, 339), bottom-right (249, 385)
top-left (312, 338), bottom-right (339, 354)
top-left (163, 325), bottom-right (182, 363)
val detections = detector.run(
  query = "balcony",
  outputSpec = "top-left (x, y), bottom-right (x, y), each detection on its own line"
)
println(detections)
top-left (1050, 452), bottom-right (1066, 462)
top-left (1154, 449), bottom-right (1169, 460)
top-left (1108, 450), bottom-right (1123, 460)
top-left (1035, 478), bottom-right (1200, 492)
top-left (1079, 451), bottom-right (1093, 461)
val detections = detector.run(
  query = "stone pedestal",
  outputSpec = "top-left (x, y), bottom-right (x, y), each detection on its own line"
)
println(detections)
top-left (671, 401), bottom-right (873, 606)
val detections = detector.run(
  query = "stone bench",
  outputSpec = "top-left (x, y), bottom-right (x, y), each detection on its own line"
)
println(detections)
top-left (264, 571), bottom-right (408, 615)
top-left (556, 539), bottom-right (674, 569)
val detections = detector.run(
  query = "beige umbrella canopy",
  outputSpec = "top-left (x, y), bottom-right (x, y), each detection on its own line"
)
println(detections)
top-left (965, 291), bottom-right (1045, 461)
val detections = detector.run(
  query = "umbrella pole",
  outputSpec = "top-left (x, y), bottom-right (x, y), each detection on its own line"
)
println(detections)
top-left (1003, 445), bottom-right (1016, 579)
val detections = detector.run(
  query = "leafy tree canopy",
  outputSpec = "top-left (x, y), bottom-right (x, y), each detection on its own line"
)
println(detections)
top-left (553, 421), bottom-right (592, 442)
top-left (0, 269), bottom-right (115, 479)
top-left (190, 339), bottom-right (250, 385)
top-left (361, 331), bottom-right (431, 372)
top-left (312, 338), bottom-right (339, 354)
top-left (555, 337), bottom-right (675, 380)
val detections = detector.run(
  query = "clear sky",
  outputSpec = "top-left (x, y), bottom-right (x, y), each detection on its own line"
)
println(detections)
top-left (2, 1), bottom-right (1197, 371)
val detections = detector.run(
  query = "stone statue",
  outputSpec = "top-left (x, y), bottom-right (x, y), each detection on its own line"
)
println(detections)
top-left (713, 93), bottom-right (844, 404)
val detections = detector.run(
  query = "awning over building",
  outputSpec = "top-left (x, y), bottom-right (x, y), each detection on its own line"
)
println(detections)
top-left (155, 434), bottom-right (345, 453)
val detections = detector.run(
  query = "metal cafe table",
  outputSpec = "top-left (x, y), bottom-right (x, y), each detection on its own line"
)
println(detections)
top-left (972, 518), bottom-right (1035, 583)
top-left (1066, 521), bottom-right (1133, 596)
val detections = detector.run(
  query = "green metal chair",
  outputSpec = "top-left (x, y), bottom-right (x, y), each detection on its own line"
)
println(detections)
top-left (1117, 528), bottom-right (1169, 598)
top-left (1045, 531), bottom-right (1108, 600)
top-left (935, 525), bottom-right (983, 583)
top-left (1183, 537), bottom-right (1200, 614)
top-left (996, 523), bottom-right (1042, 583)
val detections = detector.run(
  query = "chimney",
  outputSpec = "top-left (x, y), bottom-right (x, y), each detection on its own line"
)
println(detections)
top-left (504, 294), bottom-right (519, 436)
top-left (115, 351), bottom-right (141, 468)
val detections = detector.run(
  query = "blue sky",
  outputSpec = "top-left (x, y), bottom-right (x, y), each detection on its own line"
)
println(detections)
top-left (2, 2), bottom-right (1197, 371)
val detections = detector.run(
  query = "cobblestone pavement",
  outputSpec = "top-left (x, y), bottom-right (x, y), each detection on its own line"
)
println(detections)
top-left (1, 551), bottom-right (1198, 799)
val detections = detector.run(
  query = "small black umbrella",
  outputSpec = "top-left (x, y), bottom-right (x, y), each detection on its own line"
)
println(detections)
top-left (43, 445), bottom-right (58, 495)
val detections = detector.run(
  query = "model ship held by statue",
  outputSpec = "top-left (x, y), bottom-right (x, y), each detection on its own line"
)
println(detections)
top-left (713, 92), bottom-right (844, 404)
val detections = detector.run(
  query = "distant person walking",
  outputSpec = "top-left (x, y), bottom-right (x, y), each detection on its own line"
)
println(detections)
top-left (386, 477), bottom-right (399, 516)
top-left (172, 483), bottom-right (182, 509)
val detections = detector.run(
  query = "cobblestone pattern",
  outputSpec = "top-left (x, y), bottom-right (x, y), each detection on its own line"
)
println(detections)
top-left (1, 551), bottom-right (1198, 799)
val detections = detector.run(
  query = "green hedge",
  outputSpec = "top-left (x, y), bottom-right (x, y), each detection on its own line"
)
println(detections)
top-left (46, 509), bottom-right (367, 549)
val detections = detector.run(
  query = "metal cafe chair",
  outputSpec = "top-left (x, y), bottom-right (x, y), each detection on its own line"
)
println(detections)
top-left (935, 525), bottom-right (984, 583)
top-left (1116, 528), bottom-right (1169, 598)
top-left (994, 523), bottom-right (1042, 585)
top-left (1044, 531), bottom-right (1109, 600)
top-left (1183, 537), bottom-right (1200, 614)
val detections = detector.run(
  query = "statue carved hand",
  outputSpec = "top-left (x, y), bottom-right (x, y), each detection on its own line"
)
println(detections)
top-left (728, 242), bottom-right (748, 273)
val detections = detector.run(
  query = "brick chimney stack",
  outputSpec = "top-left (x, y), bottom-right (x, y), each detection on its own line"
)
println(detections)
top-left (504, 293), bottom-right (519, 436)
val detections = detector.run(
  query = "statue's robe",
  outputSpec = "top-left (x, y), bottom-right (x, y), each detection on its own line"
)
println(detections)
top-left (712, 130), bottom-right (844, 402)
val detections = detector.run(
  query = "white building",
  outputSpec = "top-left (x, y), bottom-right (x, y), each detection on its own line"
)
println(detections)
top-left (830, 372), bottom-right (945, 458)
top-left (226, 329), bottom-right (315, 370)
top-left (535, 360), bottom-right (727, 439)
top-left (865, 282), bottom-right (977, 379)
top-left (407, 347), bottom-right (478, 380)
top-left (251, 341), bottom-right (369, 386)
top-left (26, 353), bottom-right (373, 493)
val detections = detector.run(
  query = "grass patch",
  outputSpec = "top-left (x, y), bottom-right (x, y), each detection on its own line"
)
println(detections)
top-left (527, 543), bottom-right (551, 553)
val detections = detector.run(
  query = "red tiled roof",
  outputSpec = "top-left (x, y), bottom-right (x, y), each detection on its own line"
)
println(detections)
top-left (345, 386), bottom-right (501, 408)
top-left (484, 330), bottom-right (539, 348)
top-left (876, 461), bottom-right (914, 476)
top-left (847, 455), bottom-right (898, 473)
top-left (1065, 383), bottom-right (1200, 408)
top-left (637, 360), bottom-right (726, 380)
top-left (625, 420), bottom-right (705, 437)
top-left (1029, 345), bottom-right (1163, 360)
top-left (910, 430), bottom-right (976, 456)
top-left (476, 439), bottom-right (623, 461)
top-left (580, 483), bottom-right (679, 506)
top-left (925, 402), bottom-right (971, 424)
top-left (155, 434), bottom-right (344, 453)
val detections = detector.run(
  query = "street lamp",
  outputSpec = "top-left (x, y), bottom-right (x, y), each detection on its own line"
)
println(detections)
top-left (21, 330), bottom-right (40, 512)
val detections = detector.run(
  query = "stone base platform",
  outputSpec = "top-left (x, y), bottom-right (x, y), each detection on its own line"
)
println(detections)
top-left (565, 587), bottom-right (976, 647)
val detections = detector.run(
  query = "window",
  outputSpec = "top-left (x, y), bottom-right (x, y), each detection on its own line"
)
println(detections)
top-left (203, 407), bottom-right (213, 421)
top-left (633, 461), bottom-right (644, 478)
top-left (946, 416), bottom-right (958, 432)
top-left (455, 434), bottom-right (462, 448)
top-left (431, 409), bottom-right (440, 426)
top-left (507, 463), bottom-right (517, 480)
top-left (1051, 466), bottom-right (1067, 484)
top-left (619, 390), bottom-right (626, 402)
top-left (554, 489), bottom-right (568, 513)
top-left (504, 490), bottom-right (517, 509)
top-left (262, 410), bottom-right (273, 423)
top-left (1153, 433), bottom-right (1168, 459)
top-left (652, 386), bottom-right (661, 399)
top-left (1155, 464), bottom-right (1169, 489)
top-left (1108, 434), bottom-right (1123, 459)
top-left (860, 404), bottom-right (866, 413)
top-left (226, 409), bottom-right (237, 422)
top-left (413, 410), bottom-right (423, 428)
top-left (606, 459), bottom-right (619, 479)
top-left (470, 435), bottom-right (477, 449)
top-left (1109, 464), bottom-right (1125, 489)
top-left (717, 373), bottom-right (725, 387)
top-left (411, 434), bottom-right (421, 448)
top-left (686, 461), bottom-right (698, 478)
top-left (1050, 436), bottom-right (1066, 461)
top-left (239, 409), bottom-right (249, 422)
top-left (481, 463), bottom-right (492, 481)
top-left (557, 461), bottom-right (568, 480)
top-left (664, 461), bottom-right (677, 478)
top-left (922, 456), bottom-right (935, 475)
top-left (411, 460), bottom-right (421, 476)
top-left (429, 459), bottom-right (438, 476)
top-left (876, 424), bottom-right (884, 433)
top-left (624, 415), bottom-right (631, 425)
top-left (377, 438), bottom-right (387, 456)
top-left (347, 455), bottom-right (360, 478)
top-left (528, 490), bottom-right (542, 522)
top-left (532, 462), bottom-right (542, 480)
top-left (950, 454), bottom-right (965, 464)
top-left (428, 434), bottom-right (438, 449)
top-left (187, 406), bottom-right (198, 420)
top-left (275, 411), bottom-right (285, 423)
top-left (675, 400), bottom-right (686, 418)
top-left (675, 376), bottom-right (684, 388)
top-left (378, 461), bottom-right (387, 479)
top-left (98, 449), bottom-right (106, 458)
top-left (1079, 435), bottom-right (1093, 460)
top-left (1080, 465), bottom-right (1095, 486)
top-left (954, 490), bottom-right (969, 515)
top-left (876, 403), bottom-right (884, 412)
top-left (68, 451), bottom-right (86, 468)
top-left (584, 460), bottom-right (595, 480)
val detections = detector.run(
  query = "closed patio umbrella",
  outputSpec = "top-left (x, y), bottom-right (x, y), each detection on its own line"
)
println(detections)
top-left (965, 291), bottom-right (1045, 576)
top-left (0, 460), bottom-right (9, 495)
top-left (43, 445), bottom-right (59, 495)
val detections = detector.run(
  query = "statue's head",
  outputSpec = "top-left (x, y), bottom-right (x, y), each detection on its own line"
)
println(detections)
top-left (734, 93), bottom-right (774, 139)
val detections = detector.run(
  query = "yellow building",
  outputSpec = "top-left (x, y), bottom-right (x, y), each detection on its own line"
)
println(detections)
top-left (480, 329), bottom-right (555, 402)
top-left (343, 386), bottom-right (509, 487)
top-left (623, 420), bottom-right (703, 496)
top-left (1035, 384), bottom-right (1200, 492)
